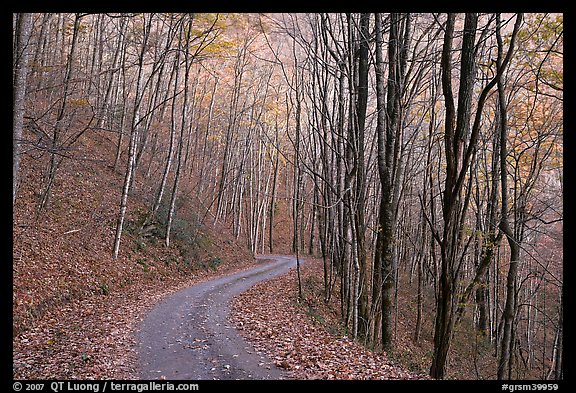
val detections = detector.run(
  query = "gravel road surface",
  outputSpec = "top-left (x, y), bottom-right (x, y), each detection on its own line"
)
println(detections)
top-left (137, 255), bottom-right (298, 380)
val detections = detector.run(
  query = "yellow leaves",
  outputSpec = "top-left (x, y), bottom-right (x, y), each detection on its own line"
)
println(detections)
top-left (515, 13), bottom-right (563, 96)
top-left (263, 100), bottom-right (285, 118)
top-left (68, 98), bottom-right (90, 108)
top-left (182, 14), bottom-right (254, 60)
top-left (506, 79), bottom-right (561, 178)
top-left (208, 134), bottom-right (221, 143)
top-left (192, 39), bottom-right (236, 59)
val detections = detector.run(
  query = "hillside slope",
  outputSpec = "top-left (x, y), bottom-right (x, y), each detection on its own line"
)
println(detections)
top-left (12, 126), bottom-right (256, 379)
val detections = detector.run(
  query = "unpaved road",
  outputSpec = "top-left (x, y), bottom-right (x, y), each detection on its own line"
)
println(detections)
top-left (137, 255), bottom-right (299, 380)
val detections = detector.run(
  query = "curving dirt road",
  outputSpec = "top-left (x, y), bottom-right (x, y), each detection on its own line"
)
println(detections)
top-left (137, 255), bottom-right (299, 380)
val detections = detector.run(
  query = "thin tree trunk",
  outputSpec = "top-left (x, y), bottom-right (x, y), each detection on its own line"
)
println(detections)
top-left (414, 238), bottom-right (423, 344)
top-left (31, 13), bottom-right (51, 92)
top-left (374, 12), bottom-right (402, 352)
top-left (38, 13), bottom-right (82, 212)
top-left (354, 12), bottom-right (370, 339)
top-left (269, 118), bottom-right (280, 253)
top-left (430, 13), bottom-right (476, 379)
top-left (497, 13), bottom-right (524, 380)
top-left (98, 15), bottom-right (126, 130)
top-left (551, 293), bottom-right (563, 379)
top-left (294, 80), bottom-right (303, 301)
top-left (143, 55), bottom-right (180, 228)
top-left (113, 14), bottom-right (152, 259)
top-left (166, 15), bottom-right (194, 248)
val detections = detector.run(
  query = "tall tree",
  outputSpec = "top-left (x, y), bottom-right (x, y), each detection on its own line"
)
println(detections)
top-left (37, 13), bottom-right (83, 211)
top-left (373, 12), bottom-right (412, 352)
top-left (113, 14), bottom-right (154, 258)
top-left (430, 13), bottom-right (523, 379)
top-left (13, 13), bottom-right (33, 207)
top-left (494, 13), bottom-right (526, 380)
top-left (354, 12), bottom-right (370, 338)
top-left (165, 14), bottom-right (194, 248)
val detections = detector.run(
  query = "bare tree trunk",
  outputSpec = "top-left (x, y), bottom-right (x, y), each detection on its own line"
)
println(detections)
top-left (166, 14), bottom-right (194, 248)
top-left (374, 12), bottom-right (409, 352)
top-left (269, 117), bottom-right (280, 253)
top-left (113, 14), bottom-right (153, 259)
top-left (354, 12), bottom-right (370, 339)
top-left (113, 58), bottom-right (129, 172)
top-left (496, 13), bottom-right (524, 380)
top-left (428, 12), bottom-right (523, 378)
top-left (142, 54), bottom-right (180, 228)
top-left (414, 233), bottom-right (424, 344)
top-left (430, 13), bottom-right (477, 379)
top-left (38, 13), bottom-right (82, 212)
top-left (13, 13), bottom-right (33, 207)
top-left (551, 293), bottom-right (563, 379)
top-left (31, 13), bottom-right (51, 92)
top-left (98, 15), bottom-right (127, 130)
top-left (294, 79), bottom-right (303, 301)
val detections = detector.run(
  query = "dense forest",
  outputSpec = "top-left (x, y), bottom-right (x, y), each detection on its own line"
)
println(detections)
top-left (13, 13), bottom-right (562, 380)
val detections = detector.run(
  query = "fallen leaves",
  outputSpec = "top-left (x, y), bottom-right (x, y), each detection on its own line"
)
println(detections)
top-left (230, 259), bottom-right (430, 380)
top-left (13, 256), bottom-right (263, 380)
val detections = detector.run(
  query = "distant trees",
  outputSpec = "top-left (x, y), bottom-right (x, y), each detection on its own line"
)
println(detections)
top-left (13, 12), bottom-right (562, 380)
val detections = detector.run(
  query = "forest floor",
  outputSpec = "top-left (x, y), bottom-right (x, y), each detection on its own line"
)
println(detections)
top-left (230, 257), bottom-right (430, 380)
